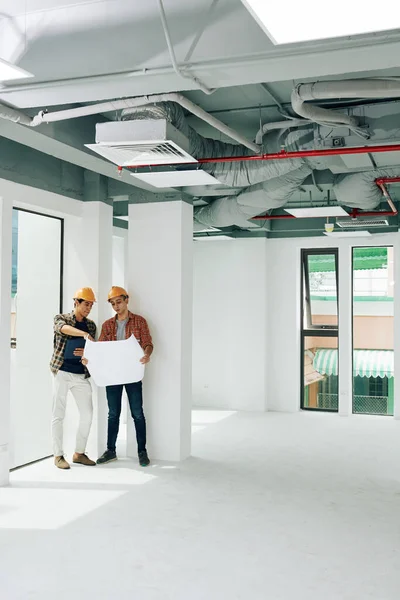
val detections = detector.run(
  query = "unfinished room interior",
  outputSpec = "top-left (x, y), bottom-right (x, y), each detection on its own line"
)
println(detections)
top-left (1, 1), bottom-right (400, 598)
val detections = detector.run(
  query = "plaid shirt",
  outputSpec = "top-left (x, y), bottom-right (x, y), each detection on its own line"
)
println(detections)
top-left (50, 312), bottom-right (97, 377)
top-left (99, 311), bottom-right (153, 349)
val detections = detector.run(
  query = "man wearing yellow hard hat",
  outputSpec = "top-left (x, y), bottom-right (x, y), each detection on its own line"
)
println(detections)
top-left (96, 286), bottom-right (153, 467)
top-left (50, 287), bottom-right (97, 470)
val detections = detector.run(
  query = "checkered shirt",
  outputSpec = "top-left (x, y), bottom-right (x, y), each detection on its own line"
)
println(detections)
top-left (50, 312), bottom-right (97, 377)
top-left (99, 311), bottom-right (153, 349)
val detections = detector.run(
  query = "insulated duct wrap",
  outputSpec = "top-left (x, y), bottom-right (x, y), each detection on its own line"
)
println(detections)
top-left (122, 103), bottom-right (322, 187)
top-left (194, 164), bottom-right (313, 228)
top-left (122, 96), bottom-right (398, 228)
top-left (122, 103), bottom-right (324, 226)
top-left (0, 103), bottom-right (32, 126)
top-left (333, 168), bottom-right (400, 209)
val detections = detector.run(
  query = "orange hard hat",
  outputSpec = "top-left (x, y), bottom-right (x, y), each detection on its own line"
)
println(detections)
top-left (108, 286), bottom-right (129, 302)
top-left (73, 287), bottom-right (96, 303)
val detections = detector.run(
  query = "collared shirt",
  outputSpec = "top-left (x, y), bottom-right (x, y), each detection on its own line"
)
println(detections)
top-left (50, 312), bottom-right (97, 377)
top-left (99, 311), bottom-right (153, 350)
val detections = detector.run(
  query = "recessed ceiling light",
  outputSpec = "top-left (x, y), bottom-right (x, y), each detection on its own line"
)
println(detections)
top-left (194, 235), bottom-right (233, 241)
top-left (285, 206), bottom-right (349, 218)
top-left (323, 231), bottom-right (372, 238)
top-left (132, 170), bottom-right (221, 188)
top-left (0, 58), bottom-right (33, 83)
top-left (241, 0), bottom-right (400, 44)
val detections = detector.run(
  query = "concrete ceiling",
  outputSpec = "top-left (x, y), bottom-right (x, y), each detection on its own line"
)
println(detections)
top-left (0, 0), bottom-right (400, 236)
top-left (1, 0), bottom-right (400, 108)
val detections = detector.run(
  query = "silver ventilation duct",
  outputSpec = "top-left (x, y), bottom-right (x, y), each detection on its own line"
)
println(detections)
top-left (122, 100), bottom-right (400, 228)
top-left (121, 103), bottom-right (329, 227)
top-left (1, 79), bottom-right (398, 229)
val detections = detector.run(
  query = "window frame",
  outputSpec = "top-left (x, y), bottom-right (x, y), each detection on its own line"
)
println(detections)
top-left (302, 248), bottom-right (339, 331)
top-left (300, 248), bottom-right (339, 412)
top-left (351, 245), bottom-right (393, 416)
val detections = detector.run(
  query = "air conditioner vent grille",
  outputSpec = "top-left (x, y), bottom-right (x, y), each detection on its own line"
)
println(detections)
top-left (336, 218), bottom-right (389, 228)
top-left (85, 140), bottom-right (196, 167)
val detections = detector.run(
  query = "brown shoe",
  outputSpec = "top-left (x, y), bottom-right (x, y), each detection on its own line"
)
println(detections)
top-left (55, 456), bottom-right (70, 470)
top-left (73, 453), bottom-right (96, 466)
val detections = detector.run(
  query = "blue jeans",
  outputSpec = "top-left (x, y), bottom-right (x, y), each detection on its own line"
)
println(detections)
top-left (106, 382), bottom-right (146, 453)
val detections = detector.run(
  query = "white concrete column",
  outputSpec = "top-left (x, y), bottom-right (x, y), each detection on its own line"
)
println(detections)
top-left (112, 227), bottom-right (129, 433)
top-left (338, 243), bottom-right (353, 417)
top-left (128, 201), bottom-right (193, 462)
top-left (63, 201), bottom-right (113, 457)
top-left (0, 197), bottom-right (12, 486)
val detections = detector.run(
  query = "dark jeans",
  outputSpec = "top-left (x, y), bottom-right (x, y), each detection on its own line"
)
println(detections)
top-left (106, 382), bottom-right (146, 453)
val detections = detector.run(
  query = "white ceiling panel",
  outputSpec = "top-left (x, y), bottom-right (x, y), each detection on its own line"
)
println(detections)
top-left (132, 170), bottom-right (222, 188)
top-left (285, 206), bottom-right (349, 218)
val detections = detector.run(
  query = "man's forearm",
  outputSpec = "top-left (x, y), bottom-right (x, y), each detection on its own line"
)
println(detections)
top-left (60, 325), bottom-right (89, 337)
top-left (144, 345), bottom-right (153, 357)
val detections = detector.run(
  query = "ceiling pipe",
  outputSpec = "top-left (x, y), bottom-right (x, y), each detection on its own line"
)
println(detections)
top-left (291, 79), bottom-right (400, 137)
top-left (197, 144), bottom-right (400, 164)
top-left (126, 143), bottom-right (400, 170)
top-left (0, 103), bottom-right (31, 126)
top-left (255, 118), bottom-right (311, 145)
top-left (251, 177), bottom-right (399, 221)
top-left (28, 93), bottom-right (260, 152)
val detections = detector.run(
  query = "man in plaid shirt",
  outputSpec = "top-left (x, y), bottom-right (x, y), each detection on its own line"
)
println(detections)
top-left (50, 287), bottom-right (97, 470)
top-left (94, 286), bottom-right (153, 467)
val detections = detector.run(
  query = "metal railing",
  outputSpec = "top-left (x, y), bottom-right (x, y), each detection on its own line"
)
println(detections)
top-left (317, 393), bottom-right (389, 414)
top-left (353, 395), bottom-right (388, 415)
top-left (317, 393), bottom-right (338, 410)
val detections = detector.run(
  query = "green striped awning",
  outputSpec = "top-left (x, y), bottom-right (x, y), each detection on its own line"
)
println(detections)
top-left (308, 247), bottom-right (388, 273)
top-left (313, 349), bottom-right (394, 378)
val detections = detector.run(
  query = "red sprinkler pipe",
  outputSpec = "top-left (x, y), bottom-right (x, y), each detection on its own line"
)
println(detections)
top-left (252, 176), bottom-right (399, 221)
top-left (120, 145), bottom-right (400, 221)
top-left (197, 145), bottom-right (400, 165)
top-left (124, 144), bottom-right (400, 170)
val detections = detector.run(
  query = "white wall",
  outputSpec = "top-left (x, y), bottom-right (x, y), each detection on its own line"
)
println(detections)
top-left (193, 238), bottom-right (267, 411)
top-left (0, 180), bottom-right (115, 468)
top-left (112, 228), bottom-right (128, 442)
top-left (193, 233), bottom-right (400, 417)
top-left (112, 229), bottom-right (127, 289)
top-left (266, 239), bottom-right (301, 413)
top-left (62, 202), bottom-right (113, 458)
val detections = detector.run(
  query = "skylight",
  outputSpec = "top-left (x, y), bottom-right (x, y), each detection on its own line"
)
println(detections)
top-left (241, 0), bottom-right (400, 44)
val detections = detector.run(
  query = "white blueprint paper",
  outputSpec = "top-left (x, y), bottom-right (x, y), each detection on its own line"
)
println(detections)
top-left (84, 335), bottom-right (145, 387)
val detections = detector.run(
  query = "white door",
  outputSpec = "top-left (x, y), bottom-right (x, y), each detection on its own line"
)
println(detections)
top-left (10, 210), bottom-right (62, 468)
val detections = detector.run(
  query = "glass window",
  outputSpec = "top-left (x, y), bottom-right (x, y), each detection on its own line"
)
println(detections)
top-left (303, 251), bottom-right (338, 328)
top-left (352, 246), bottom-right (394, 416)
top-left (302, 336), bottom-right (338, 411)
top-left (301, 249), bottom-right (339, 412)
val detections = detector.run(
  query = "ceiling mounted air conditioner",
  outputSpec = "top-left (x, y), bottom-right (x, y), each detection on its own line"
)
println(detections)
top-left (85, 120), bottom-right (197, 167)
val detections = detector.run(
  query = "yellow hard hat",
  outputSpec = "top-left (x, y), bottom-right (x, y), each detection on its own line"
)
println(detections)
top-left (73, 287), bottom-right (96, 303)
top-left (108, 286), bottom-right (129, 302)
